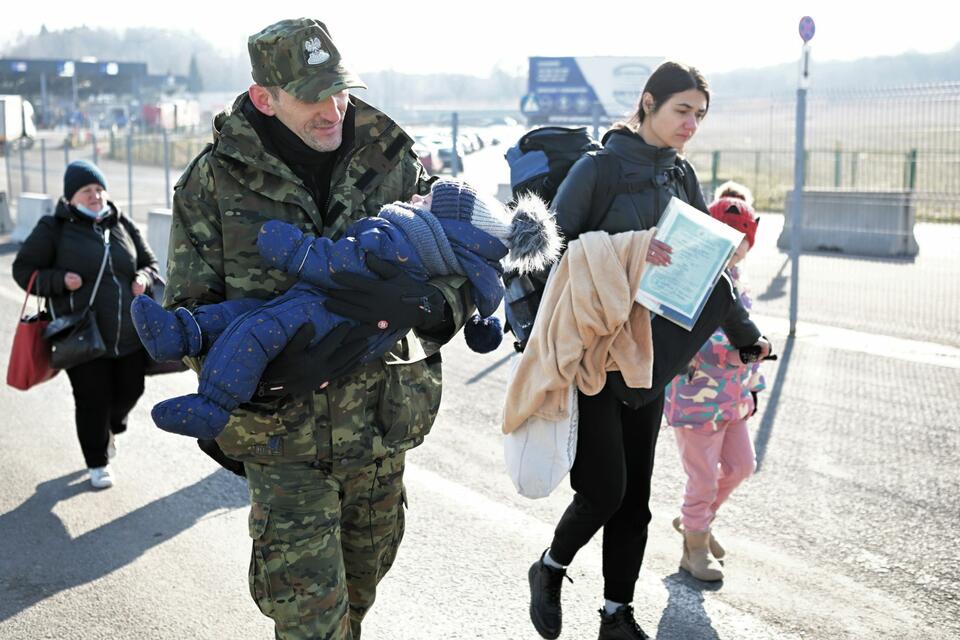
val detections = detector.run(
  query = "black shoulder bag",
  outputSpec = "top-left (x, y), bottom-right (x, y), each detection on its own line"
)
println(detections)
top-left (43, 229), bottom-right (110, 369)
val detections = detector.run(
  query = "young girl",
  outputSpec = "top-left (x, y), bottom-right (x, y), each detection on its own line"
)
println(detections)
top-left (664, 181), bottom-right (768, 582)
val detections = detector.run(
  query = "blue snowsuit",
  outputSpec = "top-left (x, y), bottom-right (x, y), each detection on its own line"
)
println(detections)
top-left (138, 210), bottom-right (508, 440)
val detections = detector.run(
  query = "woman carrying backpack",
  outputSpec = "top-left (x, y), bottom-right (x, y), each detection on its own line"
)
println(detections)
top-left (526, 62), bottom-right (771, 640)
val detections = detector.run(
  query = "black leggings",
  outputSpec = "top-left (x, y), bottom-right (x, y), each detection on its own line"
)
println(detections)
top-left (65, 350), bottom-right (147, 468)
top-left (546, 272), bottom-right (755, 603)
top-left (549, 386), bottom-right (664, 604)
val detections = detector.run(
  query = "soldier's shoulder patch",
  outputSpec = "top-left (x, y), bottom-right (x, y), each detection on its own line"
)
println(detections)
top-left (175, 143), bottom-right (215, 190)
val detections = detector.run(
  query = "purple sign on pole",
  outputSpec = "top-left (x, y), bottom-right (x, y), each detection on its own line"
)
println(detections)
top-left (799, 16), bottom-right (816, 42)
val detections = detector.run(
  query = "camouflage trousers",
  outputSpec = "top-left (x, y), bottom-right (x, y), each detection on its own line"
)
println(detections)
top-left (245, 454), bottom-right (406, 640)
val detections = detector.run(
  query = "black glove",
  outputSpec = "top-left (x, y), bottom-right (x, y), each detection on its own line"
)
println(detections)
top-left (255, 321), bottom-right (379, 401)
top-left (739, 338), bottom-right (779, 364)
top-left (323, 254), bottom-right (447, 332)
top-left (197, 438), bottom-right (246, 477)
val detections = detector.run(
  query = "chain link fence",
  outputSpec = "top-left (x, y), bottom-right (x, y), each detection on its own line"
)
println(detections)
top-left (2, 84), bottom-right (959, 346)
top-left (687, 82), bottom-right (960, 221)
top-left (685, 83), bottom-right (960, 346)
top-left (1, 126), bottom-right (208, 225)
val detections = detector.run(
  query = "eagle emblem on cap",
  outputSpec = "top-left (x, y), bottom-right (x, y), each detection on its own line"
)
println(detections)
top-left (304, 37), bottom-right (330, 65)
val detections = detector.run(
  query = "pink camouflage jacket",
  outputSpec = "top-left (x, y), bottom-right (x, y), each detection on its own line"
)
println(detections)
top-left (664, 268), bottom-right (766, 431)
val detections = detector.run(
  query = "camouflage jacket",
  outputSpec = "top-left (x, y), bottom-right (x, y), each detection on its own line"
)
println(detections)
top-left (663, 269), bottom-right (766, 431)
top-left (166, 93), bottom-right (472, 466)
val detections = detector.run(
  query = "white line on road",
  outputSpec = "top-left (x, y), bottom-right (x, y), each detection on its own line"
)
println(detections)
top-left (751, 313), bottom-right (960, 369)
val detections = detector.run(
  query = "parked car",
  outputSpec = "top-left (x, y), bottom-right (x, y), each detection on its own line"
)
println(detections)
top-left (437, 147), bottom-right (463, 173)
top-left (413, 140), bottom-right (443, 174)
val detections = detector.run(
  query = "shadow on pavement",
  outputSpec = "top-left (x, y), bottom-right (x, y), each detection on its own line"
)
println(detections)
top-left (655, 571), bottom-right (722, 639)
top-left (465, 350), bottom-right (516, 384)
top-left (753, 334), bottom-right (794, 472)
top-left (797, 247), bottom-right (918, 265)
top-left (0, 467), bottom-right (248, 622)
top-left (756, 256), bottom-right (789, 302)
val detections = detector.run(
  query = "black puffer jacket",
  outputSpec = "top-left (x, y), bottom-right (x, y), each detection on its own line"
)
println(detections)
top-left (12, 200), bottom-right (159, 359)
top-left (553, 129), bottom-right (760, 393)
top-left (554, 127), bottom-right (707, 239)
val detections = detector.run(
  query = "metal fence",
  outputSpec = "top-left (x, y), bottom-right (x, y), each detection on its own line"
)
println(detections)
top-left (687, 82), bottom-right (960, 221)
top-left (684, 83), bottom-right (960, 347)
top-left (1, 127), bottom-right (208, 225)
top-left (2, 84), bottom-right (959, 348)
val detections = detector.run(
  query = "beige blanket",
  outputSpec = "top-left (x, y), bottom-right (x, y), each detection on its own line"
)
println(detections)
top-left (502, 230), bottom-right (656, 434)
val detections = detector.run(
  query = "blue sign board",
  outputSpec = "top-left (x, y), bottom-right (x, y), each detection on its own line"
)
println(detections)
top-left (521, 56), bottom-right (663, 125)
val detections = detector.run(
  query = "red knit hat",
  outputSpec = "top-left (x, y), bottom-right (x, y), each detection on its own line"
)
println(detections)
top-left (707, 197), bottom-right (759, 248)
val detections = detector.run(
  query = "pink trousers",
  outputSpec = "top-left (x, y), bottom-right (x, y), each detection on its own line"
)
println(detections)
top-left (673, 418), bottom-right (756, 532)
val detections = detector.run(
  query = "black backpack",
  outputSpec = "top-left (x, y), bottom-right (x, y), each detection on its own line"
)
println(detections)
top-left (502, 126), bottom-right (691, 351)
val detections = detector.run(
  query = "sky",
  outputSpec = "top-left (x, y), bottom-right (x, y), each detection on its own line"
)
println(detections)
top-left (4, 1), bottom-right (959, 77)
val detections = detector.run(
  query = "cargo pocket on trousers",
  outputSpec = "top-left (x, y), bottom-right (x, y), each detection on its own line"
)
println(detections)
top-left (247, 502), bottom-right (300, 625)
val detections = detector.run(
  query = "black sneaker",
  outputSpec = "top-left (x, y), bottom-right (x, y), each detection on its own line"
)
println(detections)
top-left (597, 605), bottom-right (650, 640)
top-left (528, 550), bottom-right (572, 639)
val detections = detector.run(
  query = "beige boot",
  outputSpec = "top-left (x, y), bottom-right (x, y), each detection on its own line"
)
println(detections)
top-left (680, 529), bottom-right (724, 581)
top-left (673, 516), bottom-right (725, 559)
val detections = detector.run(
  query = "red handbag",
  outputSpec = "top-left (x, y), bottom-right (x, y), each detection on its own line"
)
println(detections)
top-left (6, 271), bottom-right (59, 390)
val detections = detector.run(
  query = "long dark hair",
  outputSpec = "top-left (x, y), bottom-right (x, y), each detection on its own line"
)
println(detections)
top-left (615, 61), bottom-right (710, 132)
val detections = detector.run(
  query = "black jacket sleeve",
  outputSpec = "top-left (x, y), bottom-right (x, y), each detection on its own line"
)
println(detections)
top-left (120, 214), bottom-right (160, 286)
top-left (11, 216), bottom-right (67, 298)
top-left (680, 161), bottom-right (760, 348)
top-left (720, 283), bottom-right (762, 348)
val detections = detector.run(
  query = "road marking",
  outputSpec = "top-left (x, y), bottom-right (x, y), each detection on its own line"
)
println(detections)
top-left (752, 313), bottom-right (960, 369)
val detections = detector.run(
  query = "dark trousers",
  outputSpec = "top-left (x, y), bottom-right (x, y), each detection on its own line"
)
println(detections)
top-left (65, 350), bottom-right (147, 468)
top-left (549, 386), bottom-right (664, 603)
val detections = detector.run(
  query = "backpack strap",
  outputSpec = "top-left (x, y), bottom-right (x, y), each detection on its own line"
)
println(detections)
top-left (583, 152), bottom-right (623, 232)
top-left (584, 153), bottom-right (694, 229)
top-left (675, 157), bottom-right (700, 205)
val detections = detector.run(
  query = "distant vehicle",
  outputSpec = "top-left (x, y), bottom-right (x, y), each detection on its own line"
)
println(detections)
top-left (464, 131), bottom-right (485, 152)
top-left (141, 99), bottom-right (201, 131)
top-left (413, 139), bottom-right (443, 174)
top-left (415, 133), bottom-right (462, 174)
top-left (95, 105), bottom-right (131, 130)
top-left (0, 95), bottom-right (37, 149)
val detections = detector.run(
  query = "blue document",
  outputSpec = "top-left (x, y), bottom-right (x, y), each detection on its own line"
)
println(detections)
top-left (635, 197), bottom-right (744, 330)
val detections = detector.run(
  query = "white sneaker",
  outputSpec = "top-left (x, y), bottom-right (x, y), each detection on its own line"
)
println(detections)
top-left (107, 433), bottom-right (117, 460)
top-left (89, 466), bottom-right (114, 489)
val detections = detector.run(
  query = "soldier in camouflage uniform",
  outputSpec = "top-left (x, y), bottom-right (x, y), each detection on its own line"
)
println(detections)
top-left (164, 18), bottom-right (473, 639)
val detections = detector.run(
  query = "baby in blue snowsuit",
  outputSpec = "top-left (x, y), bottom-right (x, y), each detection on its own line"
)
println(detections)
top-left (132, 179), bottom-right (558, 440)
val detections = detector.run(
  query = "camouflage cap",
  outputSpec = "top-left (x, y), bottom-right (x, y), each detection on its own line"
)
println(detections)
top-left (248, 18), bottom-right (367, 102)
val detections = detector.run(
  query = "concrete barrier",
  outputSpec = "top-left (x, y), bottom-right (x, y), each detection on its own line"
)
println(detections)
top-left (778, 189), bottom-right (919, 257)
top-left (147, 208), bottom-right (173, 278)
top-left (12, 193), bottom-right (54, 243)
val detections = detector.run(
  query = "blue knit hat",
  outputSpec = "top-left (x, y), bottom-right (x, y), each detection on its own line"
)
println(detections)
top-left (63, 160), bottom-right (107, 201)
top-left (429, 179), bottom-right (513, 240)
top-left (430, 179), bottom-right (561, 275)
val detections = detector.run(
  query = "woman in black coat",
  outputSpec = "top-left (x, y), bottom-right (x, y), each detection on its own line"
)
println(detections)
top-left (12, 160), bottom-right (159, 489)
top-left (526, 62), bottom-right (771, 640)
